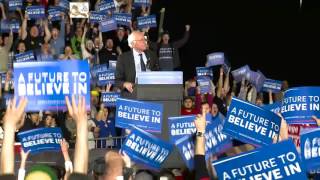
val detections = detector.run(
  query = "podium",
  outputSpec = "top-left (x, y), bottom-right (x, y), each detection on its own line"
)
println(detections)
top-left (134, 71), bottom-right (186, 168)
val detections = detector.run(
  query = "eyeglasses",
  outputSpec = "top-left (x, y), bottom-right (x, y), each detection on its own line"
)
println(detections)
top-left (133, 39), bottom-right (146, 42)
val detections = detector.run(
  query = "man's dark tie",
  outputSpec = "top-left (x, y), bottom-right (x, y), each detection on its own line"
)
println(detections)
top-left (139, 53), bottom-right (146, 71)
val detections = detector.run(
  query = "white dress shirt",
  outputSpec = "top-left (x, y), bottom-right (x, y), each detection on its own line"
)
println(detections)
top-left (132, 48), bottom-right (148, 73)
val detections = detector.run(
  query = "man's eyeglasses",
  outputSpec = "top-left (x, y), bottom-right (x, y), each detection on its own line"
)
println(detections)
top-left (133, 39), bottom-right (146, 42)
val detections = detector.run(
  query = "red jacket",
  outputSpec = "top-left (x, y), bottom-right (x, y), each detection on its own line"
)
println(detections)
top-left (181, 108), bottom-right (198, 115)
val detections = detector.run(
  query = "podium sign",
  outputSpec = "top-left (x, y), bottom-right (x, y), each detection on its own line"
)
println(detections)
top-left (136, 71), bottom-right (183, 85)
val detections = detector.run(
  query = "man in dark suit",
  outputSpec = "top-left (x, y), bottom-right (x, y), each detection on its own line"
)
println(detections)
top-left (115, 31), bottom-right (159, 98)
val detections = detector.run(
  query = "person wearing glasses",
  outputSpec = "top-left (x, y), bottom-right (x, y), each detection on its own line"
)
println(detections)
top-left (115, 31), bottom-right (159, 99)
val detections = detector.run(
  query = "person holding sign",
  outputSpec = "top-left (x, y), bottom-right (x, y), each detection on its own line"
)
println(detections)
top-left (21, 13), bottom-right (51, 51)
top-left (194, 111), bottom-right (210, 180)
top-left (48, 12), bottom-right (66, 58)
top-left (115, 31), bottom-right (159, 98)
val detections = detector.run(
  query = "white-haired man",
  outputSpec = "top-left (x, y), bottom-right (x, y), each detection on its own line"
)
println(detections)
top-left (115, 31), bottom-right (159, 98)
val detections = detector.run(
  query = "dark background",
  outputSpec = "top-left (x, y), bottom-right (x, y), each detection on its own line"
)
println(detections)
top-left (150, 0), bottom-right (319, 87)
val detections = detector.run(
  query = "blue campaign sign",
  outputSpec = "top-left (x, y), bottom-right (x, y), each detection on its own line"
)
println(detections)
top-left (97, 69), bottom-right (115, 86)
top-left (0, 20), bottom-right (9, 33)
top-left (116, 98), bottom-right (163, 133)
top-left (231, 65), bottom-right (251, 82)
top-left (48, 7), bottom-right (62, 21)
top-left (1, 72), bottom-right (6, 85)
top-left (206, 52), bottom-right (225, 67)
top-left (91, 63), bottom-right (108, 78)
top-left (26, 6), bottom-right (45, 19)
top-left (10, 19), bottom-right (20, 33)
top-left (1, 19), bottom-right (20, 33)
top-left (100, 18), bottom-right (118, 32)
top-left (0, 93), bottom-right (13, 109)
top-left (122, 127), bottom-right (173, 170)
top-left (263, 78), bottom-right (282, 93)
top-left (113, 13), bottom-right (132, 27)
top-left (301, 128), bottom-right (320, 171)
top-left (59, 0), bottom-right (69, 11)
top-left (176, 120), bottom-right (232, 170)
top-left (133, 0), bottom-right (151, 7)
top-left (15, 51), bottom-right (36, 63)
top-left (137, 15), bottom-right (157, 29)
top-left (175, 136), bottom-right (195, 170)
top-left (89, 11), bottom-right (107, 23)
top-left (205, 120), bottom-right (233, 156)
top-left (8, 0), bottom-right (22, 11)
top-left (168, 114), bottom-right (215, 144)
top-left (13, 61), bottom-right (90, 111)
top-left (101, 92), bottom-right (120, 107)
top-left (98, 0), bottom-right (116, 13)
top-left (223, 97), bottom-right (281, 147)
top-left (168, 115), bottom-right (196, 143)
top-left (212, 140), bottom-right (307, 180)
top-left (17, 128), bottom-right (63, 154)
top-left (108, 60), bottom-right (117, 70)
top-left (281, 87), bottom-right (320, 125)
top-left (248, 70), bottom-right (266, 92)
top-left (263, 102), bottom-right (282, 114)
top-left (196, 67), bottom-right (213, 78)
top-left (197, 76), bottom-right (211, 94)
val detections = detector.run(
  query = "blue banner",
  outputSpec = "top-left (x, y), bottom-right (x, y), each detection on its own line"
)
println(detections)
top-left (0, 20), bottom-right (9, 33)
top-left (15, 51), bottom-right (36, 63)
top-left (100, 18), bottom-right (118, 32)
top-left (48, 7), bottom-right (62, 21)
top-left (263, 78), bottom-right (282, 93)
top-left (26, 6), bottom-right (45, 19)
top-left (101, 92), bottom-right (120, 107)
top-left (89, 11), bottom-right (107, 23)
top-left (97, 69), bottom-right (115, 86)
top-left (91, 63), bottom-right (108, 78)
top-left (263, 102), bottom-right (282, 114)
top-left (8, 0), bottom-right (22, 11)
top-left (121, 127), bottom-right (173, 170)
top-left (0, 93), bottom-right (13, 109)
top-left (206, 52), bottom-right (225, 67)
top-left (281, 87), bottom-right (320, 125)
top-left (212, 140), bottom-right (307, 180)
top-left (10, 19), bottom-right (20, 33)
top-left (223, 97), bottom-right (281, 147)
top-left (116, 98), bottom-right (163, 133)
top-left (168, 114), bottom-right (214, 144)
top-left (113, 13), bottom-right (132, 27)
top-left (196, 67), bottom-right (213, 78)
top-left (133, 0), bottom-right (151, 7)
top-left (301, 128), bottom-right (320, 171)
top-left (136, 71), bottom-right (183, 85)
top-left (176, 120), bottom-right (232, 170)
top-left (168, 115), bottom-right (196, 143)
top-left (137, 15), bottom-right (157, 29)
top-left (98, 0), bottom-right (116, 13)
top-left (1, 19), bottom-right (20, 33)
top-left (13, 61), bottom-right (90, 111)
top-left (17, 128), bottom-right (63, 154)
top-left (231, 65), bottom-right (251, 82)
top-left (59, 0), bottom-right (69, 11)
top-left (108, 60), bottom-right (117, 70)
top-left (248, 70), bottom-right (266, 92)
top-left (197, 76), bottom-right (211, 94)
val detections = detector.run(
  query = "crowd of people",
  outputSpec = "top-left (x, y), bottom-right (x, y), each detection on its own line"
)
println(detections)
top-left (0, 0), bottom-right (318, 180)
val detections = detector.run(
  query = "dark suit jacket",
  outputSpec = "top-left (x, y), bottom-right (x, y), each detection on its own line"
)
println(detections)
top-left (115, 49), bottom-right (159, 98)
